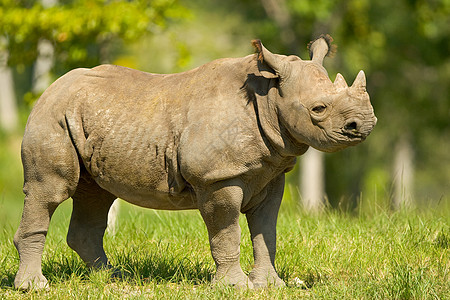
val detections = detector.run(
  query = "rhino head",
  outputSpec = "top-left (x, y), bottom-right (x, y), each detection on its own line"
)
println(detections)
top-left (252, 35), bottom-right (377, 152)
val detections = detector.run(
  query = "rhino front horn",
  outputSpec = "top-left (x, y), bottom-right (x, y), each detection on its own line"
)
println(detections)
top-left (351, 70), bottom-right (366, 91)
top-left (334, 73), bottom-right (348, 90)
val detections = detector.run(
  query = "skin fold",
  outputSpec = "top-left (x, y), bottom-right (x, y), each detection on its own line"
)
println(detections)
top-left (14, 35), bottom-right (376, 290)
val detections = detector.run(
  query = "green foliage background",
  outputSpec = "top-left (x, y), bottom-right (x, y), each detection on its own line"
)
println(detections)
top-left (0, 0), bottom-right (448, 213)
top-left (0, 0), bottom-right (449, 297)
top-left (1, 0), bottom-right (187, 71)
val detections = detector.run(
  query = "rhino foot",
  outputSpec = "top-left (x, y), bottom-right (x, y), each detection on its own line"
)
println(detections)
top-left (248, 269), bottom-right (286, 288)
top-left (212, 265), bottom-right (254, 289)
top-left (14, 272), bottom-right (48, 290)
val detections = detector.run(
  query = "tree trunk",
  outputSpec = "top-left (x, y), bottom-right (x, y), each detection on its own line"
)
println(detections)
top-left (107, 200), bottom-right (120, 235)
top-left (31, 0), bottom-right (57, 94)
top-left (393, 139), bottom-right (414, 209)
top-left (32, 39), bottom-right (54, 94)
top-left (260, 0), bottom-right (297, 52)
top-left (300, 148), bottom-right (325, 212)
top-left (0, 47), bottom-right (18, 132)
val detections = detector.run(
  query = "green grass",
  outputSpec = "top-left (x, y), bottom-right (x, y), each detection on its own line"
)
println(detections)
top-left (0, 133), bottom-right (449, 299)
top-left (0, 200), bottom-right (449, 299)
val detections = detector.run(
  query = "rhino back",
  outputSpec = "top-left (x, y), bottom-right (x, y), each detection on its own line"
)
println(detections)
top-left (51, 59), bottom-right (268, 205)
top-left (24, 55), bottom-right (288, 209)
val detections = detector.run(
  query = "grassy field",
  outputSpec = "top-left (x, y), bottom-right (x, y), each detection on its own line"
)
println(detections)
top-left (1, 200), bottom-right (449, 299)
top-left (0, 133), bottom-right (449, 299)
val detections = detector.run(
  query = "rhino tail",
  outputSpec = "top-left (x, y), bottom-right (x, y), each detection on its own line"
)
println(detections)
top-left (65, 109), bottom-right (91, 170)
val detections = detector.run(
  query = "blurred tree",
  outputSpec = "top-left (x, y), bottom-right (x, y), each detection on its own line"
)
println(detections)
top-left (325, 0), bottom-right (450, 209)
top-left (0, 42), bottom-right (18, 132)
top-left (32, 0), bottom-right (56, 95)
top-left (0, 0), bottom-right (187, 131)
top-left (0, 0), bottom-right (187, 75)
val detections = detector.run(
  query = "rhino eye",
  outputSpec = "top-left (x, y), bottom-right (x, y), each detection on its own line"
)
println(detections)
top-left (312, 105), bottom-right (326, 114)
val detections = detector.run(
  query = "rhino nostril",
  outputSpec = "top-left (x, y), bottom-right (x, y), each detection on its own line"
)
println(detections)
top-left (344, 121), bottom-right (358, 131)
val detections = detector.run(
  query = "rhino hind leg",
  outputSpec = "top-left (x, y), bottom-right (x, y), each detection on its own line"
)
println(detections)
top-left (14, 131), bottom-right (80, 290)
top-left (14, 184), bottom-right (67, 290)
top-left (66, 174), bottom-right (116, 269)
top-left (246, 175), bottom-right (286, 288)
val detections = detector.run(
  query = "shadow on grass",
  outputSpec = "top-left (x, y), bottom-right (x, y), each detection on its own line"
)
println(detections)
top-left (1, 251), bottom-right (213, 290)
top-left (112, 247), bottom-right (213, 285)
top-left (0, 272), bottom-right (15, 290)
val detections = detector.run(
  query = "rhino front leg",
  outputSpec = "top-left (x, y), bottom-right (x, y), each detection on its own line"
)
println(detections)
top-left (246, 174), bottom-right (285, 288)
top-left (197, 179), bottom-right (253, 289)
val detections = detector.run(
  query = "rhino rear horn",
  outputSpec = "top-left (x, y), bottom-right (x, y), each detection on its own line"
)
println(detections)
top-left (308, 34), bottom-right (337, 66)
top-left (351, 70), bottom-right (367, 92)
top-left (252, 39), bottom-right (291, 81)
top-left (334, 73), bottom-right (348, 90)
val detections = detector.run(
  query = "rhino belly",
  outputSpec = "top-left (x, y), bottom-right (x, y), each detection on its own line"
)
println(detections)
top-left (77, 125), bottom-right (197, 210)
top-left (98, 179), bottom-right (197, 210)
top-left (90, 159), bottom-right (198, 210)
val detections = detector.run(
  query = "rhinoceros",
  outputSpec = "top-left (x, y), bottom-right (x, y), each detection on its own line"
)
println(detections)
top-left (14, 34), bottom-right (376, 290)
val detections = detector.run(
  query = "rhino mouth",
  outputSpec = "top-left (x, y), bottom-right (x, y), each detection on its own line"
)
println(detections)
top-left (339, 129), bottom-right (364, 141)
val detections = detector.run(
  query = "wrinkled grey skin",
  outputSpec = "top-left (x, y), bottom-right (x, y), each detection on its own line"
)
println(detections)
top-left (14, 36), bottom-right (376, 290)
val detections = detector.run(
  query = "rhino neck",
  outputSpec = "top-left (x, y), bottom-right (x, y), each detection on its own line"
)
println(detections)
top-left (251, 79), bottom-right (309, 158)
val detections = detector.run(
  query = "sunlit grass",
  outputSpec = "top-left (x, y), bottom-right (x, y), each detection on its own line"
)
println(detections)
top-left (1, 198), bottom-right (449, 299)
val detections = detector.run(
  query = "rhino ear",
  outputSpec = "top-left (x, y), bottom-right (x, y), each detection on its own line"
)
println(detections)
top-left (334, 73), bottom-right (348, 90)
top-left (351, 70), bottom-right (367, 92)
top-left (252, 39), bottom-right (291, 80)
top-left (307, 34), bottom-right (337, 66)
